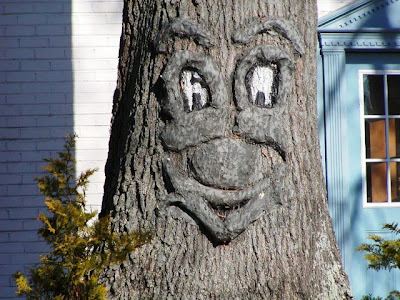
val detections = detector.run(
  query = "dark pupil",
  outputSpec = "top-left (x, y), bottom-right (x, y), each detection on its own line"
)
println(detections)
top-left (256, 91), bottom-right (266, 106)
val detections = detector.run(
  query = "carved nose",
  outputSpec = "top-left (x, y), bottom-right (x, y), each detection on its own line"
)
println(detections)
top-left (189, 139), bottom-right (262, 189)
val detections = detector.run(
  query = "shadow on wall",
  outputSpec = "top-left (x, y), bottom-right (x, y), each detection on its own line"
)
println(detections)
top-left (0, 1), bottom-right (73, 298)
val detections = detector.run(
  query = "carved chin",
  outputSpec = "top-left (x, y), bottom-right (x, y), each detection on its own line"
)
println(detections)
top-left (162, 139), bottom-right (285, 243)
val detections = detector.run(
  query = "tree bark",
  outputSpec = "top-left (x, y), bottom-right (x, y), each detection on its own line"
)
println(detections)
top-left (101, 1), bottom-right (352, 299)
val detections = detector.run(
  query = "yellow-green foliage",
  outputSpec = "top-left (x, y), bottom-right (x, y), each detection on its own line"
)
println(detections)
top-left (14, 134), bottom-right (150, 300)
top-left (358, 223), bottom-right (400, 271)
top-left (358, 223), bottom-right (400, 300)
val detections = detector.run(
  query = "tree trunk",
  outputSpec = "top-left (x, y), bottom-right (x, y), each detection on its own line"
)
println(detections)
top-left (101, 1), bottom-right (352, 299)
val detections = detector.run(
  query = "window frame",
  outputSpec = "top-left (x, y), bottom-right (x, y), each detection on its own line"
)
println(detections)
top-left (360, 70), bottom-right (400, 208)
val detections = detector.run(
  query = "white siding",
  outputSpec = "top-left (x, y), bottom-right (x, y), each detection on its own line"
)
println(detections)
top-left (71, 0), bottom-right (122, 214)
top-left (318, 0), bottom-right (357, 18)
top-left (0, 0), bottom-right (121, 298)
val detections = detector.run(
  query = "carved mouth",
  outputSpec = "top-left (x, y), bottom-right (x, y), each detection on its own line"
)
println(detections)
top-left (165, 163), bottom-right (271, 209)
top-left (162, 156), bottom-right (284, 244)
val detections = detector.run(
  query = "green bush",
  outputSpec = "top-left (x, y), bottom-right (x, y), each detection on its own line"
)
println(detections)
top-left (358, 223), bottom-right (400, 300)
top-left (361, 292), bottom-right (400, 300)
top-left (14, 134), bottom-right (150, 300)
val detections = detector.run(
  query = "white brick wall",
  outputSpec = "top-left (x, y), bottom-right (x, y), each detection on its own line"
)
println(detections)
top-left (0, 0), bottom-right (121, 298)
top-left (71, 0), bottom-right (122, 213)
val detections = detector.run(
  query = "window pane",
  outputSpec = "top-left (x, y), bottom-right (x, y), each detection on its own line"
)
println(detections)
top-left (388, 75), bottom-right (400, 115)
top-left (388, 119), bottom-right (400, 159)
top-left (390, 162), bottom-right (400, 202)
top-left (365, 119), bottom-right (386, 159)
top-left (364, 75), bottom-right (384, 115)
top-left (367, 162), bottom-right (388, 203)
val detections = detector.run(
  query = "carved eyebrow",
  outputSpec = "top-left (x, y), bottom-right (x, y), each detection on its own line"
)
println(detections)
top-left (155, 17), bottom-right (215, 52)
top-left (232, 18), bottom-right (305, 56)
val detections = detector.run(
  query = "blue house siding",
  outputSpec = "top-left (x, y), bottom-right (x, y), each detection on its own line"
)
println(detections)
top-left (318, 0), bottom-right (400, 298)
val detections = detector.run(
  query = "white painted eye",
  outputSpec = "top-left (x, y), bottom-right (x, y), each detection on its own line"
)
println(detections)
top-left (180, 68), bottom-right (210, 112)
top-left (246, 63), bottom-right (278, 108)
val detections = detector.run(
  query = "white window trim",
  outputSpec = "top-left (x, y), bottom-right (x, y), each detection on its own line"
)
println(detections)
top-left (360, 70), bottom-right (400, 208)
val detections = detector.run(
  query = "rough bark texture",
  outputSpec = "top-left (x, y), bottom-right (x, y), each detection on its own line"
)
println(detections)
top-left (101, 1), bottom-right (352, 299)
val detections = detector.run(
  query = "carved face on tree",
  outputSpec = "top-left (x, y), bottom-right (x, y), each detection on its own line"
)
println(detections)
top-left (157, 17), bottom-right (304, 243)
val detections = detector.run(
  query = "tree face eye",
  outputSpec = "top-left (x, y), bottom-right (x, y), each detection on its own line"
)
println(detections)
top-left (245, 63), bottom-right (279, 108)
top-left (180, 68), bottom-right (210, 112)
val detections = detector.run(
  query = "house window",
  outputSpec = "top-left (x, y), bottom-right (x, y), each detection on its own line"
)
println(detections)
top-left (362, 73), bottom-right (400, 205)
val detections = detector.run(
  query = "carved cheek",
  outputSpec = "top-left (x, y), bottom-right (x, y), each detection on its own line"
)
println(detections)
top-left (234, 45), bottom-right (293, 153)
